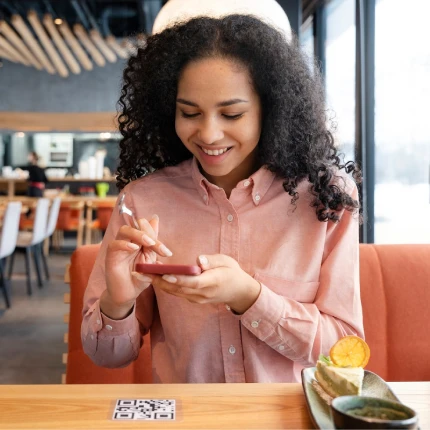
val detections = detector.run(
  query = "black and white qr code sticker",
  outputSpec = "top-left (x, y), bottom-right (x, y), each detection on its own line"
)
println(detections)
top-left (113, 399), bottom-right (176, 421)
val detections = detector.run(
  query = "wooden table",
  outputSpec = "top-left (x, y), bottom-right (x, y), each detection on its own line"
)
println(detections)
top-left (0, 382), bottom-right (428, 429)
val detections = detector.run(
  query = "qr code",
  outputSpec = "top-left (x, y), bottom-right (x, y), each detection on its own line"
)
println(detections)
top-left (113, 399), bottom-right (176, 421)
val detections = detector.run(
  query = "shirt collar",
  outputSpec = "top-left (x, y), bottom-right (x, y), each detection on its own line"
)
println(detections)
top-left (191, 156), bottom-right (275, 206)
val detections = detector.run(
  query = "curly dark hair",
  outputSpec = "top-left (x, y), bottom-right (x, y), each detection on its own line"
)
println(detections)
top-left (117, 14), bottom-right (361, 222)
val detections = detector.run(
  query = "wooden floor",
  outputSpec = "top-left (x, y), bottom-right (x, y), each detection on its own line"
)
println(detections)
top-left (0, 249), bottom-right (71, 384)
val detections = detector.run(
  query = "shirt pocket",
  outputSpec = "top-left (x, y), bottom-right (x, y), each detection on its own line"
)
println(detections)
top-left (254, 272), bottom-right (320, 303)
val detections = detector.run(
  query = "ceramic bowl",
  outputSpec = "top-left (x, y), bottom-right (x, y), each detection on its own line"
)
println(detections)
top-left (331, 396), bottom-right (418, 429)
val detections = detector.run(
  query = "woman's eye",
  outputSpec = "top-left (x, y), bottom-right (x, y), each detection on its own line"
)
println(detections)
top-left (181, 112), bottom-right (199, 118)
top-left (223, 113), bottom-right (244, 120)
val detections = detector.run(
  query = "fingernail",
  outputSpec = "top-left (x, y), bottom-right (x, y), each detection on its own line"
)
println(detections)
top-left (150, 214), bottom-right (159, 221)
top-left (131, 272), bottom-right (153, 282)
top-left (199, 255), bottom-right (208, 266)
top-left (162, 274), bottom-right (177, 283)
top-left (159, 244), bottom-right (173, 257)
top-left (142, 234), bottom-right (156, 246)
top-left (128, 242), bottom-right (140, 250)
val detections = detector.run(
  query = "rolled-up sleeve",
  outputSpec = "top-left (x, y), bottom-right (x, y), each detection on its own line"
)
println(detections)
top-left (240, 182), bottom-right (363, 367)
top-left (81, 189), bottom-right (155, 368)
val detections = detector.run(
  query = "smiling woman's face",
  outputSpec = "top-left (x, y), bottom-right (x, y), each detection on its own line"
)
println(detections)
top-left (175, 57), bottom-right (263, 193)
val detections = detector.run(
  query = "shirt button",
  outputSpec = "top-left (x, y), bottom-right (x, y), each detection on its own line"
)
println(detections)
top-left (105, 325), bottom-right (113, 331)
top-left (278, 345), bottom-right (285, 351)
top-left (254, 193), bottom-right (261, 202)
top-left (229, 346), bottom-right (236, 355)
top-left (244, 180), bottom-right (251, 187)
top-left (251, 321), bottom-right (259, 328)
top-left (96, 319), bottom-right (101, 325)
top-left (227, 214), bottom-right (234, 222)
top-left (225, 304), bottom-right (231, 311)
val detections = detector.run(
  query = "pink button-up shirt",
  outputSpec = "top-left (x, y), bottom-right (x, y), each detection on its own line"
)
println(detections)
top-left (82, 157), bottom-right (363, 383)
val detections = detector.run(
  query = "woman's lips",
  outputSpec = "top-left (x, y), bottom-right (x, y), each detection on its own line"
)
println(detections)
top-left (197, 145), bottom-right (232, 165)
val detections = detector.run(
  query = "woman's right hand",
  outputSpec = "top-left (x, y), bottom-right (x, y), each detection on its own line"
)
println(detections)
top-left (100, 215), bottom-right (172, 320)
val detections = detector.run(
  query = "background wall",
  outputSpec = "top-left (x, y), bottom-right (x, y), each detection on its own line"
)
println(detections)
top-left (0, 59), bottom-right (126, 112)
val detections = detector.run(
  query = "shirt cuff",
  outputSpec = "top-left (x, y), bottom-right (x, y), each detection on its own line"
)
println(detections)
top-left (240, 282), bottom-right (284, 341)
top-left (86, 299), bottom-right (137, 336)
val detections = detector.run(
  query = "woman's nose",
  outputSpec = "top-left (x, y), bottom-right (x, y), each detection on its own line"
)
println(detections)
top-left (197, 118), bottom-right (224, 144)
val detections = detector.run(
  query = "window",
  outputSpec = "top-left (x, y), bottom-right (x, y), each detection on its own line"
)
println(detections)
top-left (374, 0), bottom-right (430, 243)
top-left (325, 0), bottom-right (356, 164)
top-left (300, 16), bottom-right (315, 74)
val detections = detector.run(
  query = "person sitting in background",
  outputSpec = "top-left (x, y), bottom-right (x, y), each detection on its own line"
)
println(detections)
top-left (19, 151), bottom-right (48, 197)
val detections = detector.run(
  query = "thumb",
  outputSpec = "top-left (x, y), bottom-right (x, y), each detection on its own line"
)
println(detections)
top-left (197, 254), bottom-right (235, 271)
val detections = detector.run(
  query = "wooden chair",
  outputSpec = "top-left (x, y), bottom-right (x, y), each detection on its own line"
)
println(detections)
top-left (63, 244), bottom-right (152, 383)
top-left (85, 200), bottom-right (116, 245)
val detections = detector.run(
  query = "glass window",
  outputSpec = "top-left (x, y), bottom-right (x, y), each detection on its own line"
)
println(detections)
top-left (325, 0), bottom-right (356, 164)
top-left (374, 0), bottom-right (430, 243)
top-left (300, 16), bottom-right (315, 73)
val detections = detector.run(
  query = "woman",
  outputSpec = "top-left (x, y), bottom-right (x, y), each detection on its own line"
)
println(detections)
top-left (20, 151), bottom-right (48, 197)
top-left (81, 15), bottom-right (363, 383)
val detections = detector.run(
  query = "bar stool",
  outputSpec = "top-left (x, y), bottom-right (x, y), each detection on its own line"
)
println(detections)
top-left (0, 202), bottom-right (22, 308)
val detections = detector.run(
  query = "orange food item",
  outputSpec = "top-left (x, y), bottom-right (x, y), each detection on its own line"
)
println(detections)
top-left (329, 335), bottom-right (370, 368)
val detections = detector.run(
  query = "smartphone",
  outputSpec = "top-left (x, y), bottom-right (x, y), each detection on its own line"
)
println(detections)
top-left (135, 263), bottom-right (202, 276)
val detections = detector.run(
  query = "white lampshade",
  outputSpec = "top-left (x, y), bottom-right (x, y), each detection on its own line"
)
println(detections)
top-left (152, 0), bottom-right (292, 41)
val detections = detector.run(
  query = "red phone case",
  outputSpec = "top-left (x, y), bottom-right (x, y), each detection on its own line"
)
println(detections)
top-left (135, 263), bottom-right (202, 276)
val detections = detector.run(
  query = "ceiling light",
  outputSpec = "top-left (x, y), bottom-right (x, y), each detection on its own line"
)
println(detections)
top-left (54, 18), bottom-right (63, 25)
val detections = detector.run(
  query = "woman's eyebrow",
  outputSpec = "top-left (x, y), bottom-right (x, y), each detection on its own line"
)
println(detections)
top-left (176, 98), bottom-right (249, 107)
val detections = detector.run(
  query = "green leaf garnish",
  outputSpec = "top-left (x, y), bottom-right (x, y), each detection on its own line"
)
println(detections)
top-left (319, 354), bottom-right (332, 365)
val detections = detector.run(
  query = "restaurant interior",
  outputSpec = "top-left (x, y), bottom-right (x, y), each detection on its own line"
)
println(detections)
top-left (0, 0), bottom-right (429, 428)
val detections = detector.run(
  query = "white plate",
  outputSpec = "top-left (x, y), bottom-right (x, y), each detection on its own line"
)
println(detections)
top-left (301, 367), bottom-right (400, 429)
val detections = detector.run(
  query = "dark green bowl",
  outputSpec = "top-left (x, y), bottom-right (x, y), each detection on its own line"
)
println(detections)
top-left (331, 396), bottom-right (419, 429)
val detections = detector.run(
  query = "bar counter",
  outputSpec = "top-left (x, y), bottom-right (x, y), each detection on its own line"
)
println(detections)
top-left (0, 177), bottom-right (117, 197)
top-left (0, 382), bottom-right (429, 429)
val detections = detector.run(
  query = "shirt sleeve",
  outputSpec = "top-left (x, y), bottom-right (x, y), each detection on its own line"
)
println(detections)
top-left (240, 181), bottom-right (363, 367)
top-left (81, 189), bottom-right (155, 368)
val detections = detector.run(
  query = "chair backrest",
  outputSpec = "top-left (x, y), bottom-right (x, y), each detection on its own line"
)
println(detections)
top-left (31, 198), bottom-right (50, 245)
top-left (45, 197), bottom-right (62, 238)
top-left (0, 202), bottom-right (22, 258)
top-left (66, 243), bottom-right (430, 383)
top-left (360, 244), bottom-right (430, 382)
top-left (66, 244), bottom-right (152, 384)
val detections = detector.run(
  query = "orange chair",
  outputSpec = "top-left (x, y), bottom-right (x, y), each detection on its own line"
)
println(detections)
top-left (65, 244), bottom-right (430, 383)
top-left (53, 201), bottom-right (85, 249)
top-left (65, 244), bottom-right (152, 384)
top-left (360, 244), bottom-right (430, 382)
top-left (85, 200), bottom-right (116, 244)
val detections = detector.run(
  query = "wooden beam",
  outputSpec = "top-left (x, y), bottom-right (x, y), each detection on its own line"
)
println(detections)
top-left (11, 14), bottom-right (55, 74)
top-left (0, 35), bottom-right (25, 64)
top-left (89, 29), bottom-right (117, 63)
top-left (43, 14), bottom-right (81, 75)
top-left (27, 10), bottom-right (69, 78)
top-left (0, 112), bottom-right (118, 132)
top-left (0, 20), bottom-right (42, 69)
top-left (58, 22), bottom-right (93, 71)
top-left (106, 35), bottom-right (128, 59)
top-left (73, 24), bottom-right (105, 67)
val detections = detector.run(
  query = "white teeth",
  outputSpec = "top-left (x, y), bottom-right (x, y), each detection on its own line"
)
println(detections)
top-left (202, 147), bottom-right (229, 156)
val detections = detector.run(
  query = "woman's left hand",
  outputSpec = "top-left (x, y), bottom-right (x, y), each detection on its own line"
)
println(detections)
top-left (141, 254), bottom-right (261, 314)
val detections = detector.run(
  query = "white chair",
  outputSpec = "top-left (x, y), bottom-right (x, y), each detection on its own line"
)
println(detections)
top-left (0, 202), bottom-right (22, 308)
top-left (8, 198), bottom-right (50, 296)
top-left (40, 197), bottom-right (61, 281)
